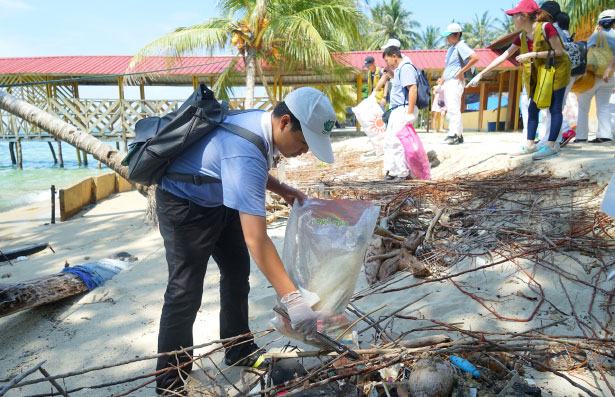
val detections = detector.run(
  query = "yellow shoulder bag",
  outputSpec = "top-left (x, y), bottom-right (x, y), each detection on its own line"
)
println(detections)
top-left (587, 32), bottom-right (613, 78)
top-left (534, 25), bottom-right (555, 109)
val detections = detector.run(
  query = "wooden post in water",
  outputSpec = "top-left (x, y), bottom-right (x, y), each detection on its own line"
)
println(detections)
top-left (8, 142), bottom-right (16, 165)
top-left (50, 185), bottom-right (56, 224)
top-left (56, 140), bottom-right (64, 168)
top-left (48, 142), bottom-right (57, 164)
top-left (82, 150), bottom-right (88, 166)
top-left (118, 76), bottom-right (128, 152)
top-left (76, 147), bottom-right (82, 166)
top-left (116, 141), bottom-right (120, 150)
top-left (15, 139), bottom-right (23, 169)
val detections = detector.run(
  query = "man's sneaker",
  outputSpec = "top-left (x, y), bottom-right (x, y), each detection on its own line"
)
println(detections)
top-left (572, 138), bottom-right (587, 143)
top-left (224, 343), bottom-right (270, 369)
top-left (448, 135), bottom-right (461, 145)
top-left (532, 145), bottom-right (559, 160)
top-left (443, 136), bottom-right (455, 144)
top-left (511, 145), bottom-right (538, 157)
top-left (589, 137), bottom-right (613, 143)
top-left (458, 135), bottom-right (464, 144)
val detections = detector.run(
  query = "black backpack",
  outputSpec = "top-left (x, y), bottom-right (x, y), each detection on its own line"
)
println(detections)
top-left (121, 84), bottom-right (266, 186)
top-left (403, 62), bottom-right (431, 110)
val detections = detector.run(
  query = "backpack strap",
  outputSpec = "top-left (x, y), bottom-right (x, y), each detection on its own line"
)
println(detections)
top-left (456, 45), bottom-right (466, 67)
top-left (166, 120), bottom-right (267, 185)
top-left (219, 122), bottom-right (267, 158)
top-left (398, 62), bottom-right (418, 106)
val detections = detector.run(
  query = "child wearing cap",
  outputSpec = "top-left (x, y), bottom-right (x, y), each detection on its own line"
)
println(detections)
top-left (577, 10), bottom-right (615, 143)
top-left (441, 23), bottom-right (479, 145)
top-left (467, 0), bottom-right (571, 160)
top-left (365, 56), bottom-right (387, 110)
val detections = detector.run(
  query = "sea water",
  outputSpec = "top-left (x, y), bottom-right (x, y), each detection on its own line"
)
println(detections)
top-left (0, 141), bottom-right (111, 212)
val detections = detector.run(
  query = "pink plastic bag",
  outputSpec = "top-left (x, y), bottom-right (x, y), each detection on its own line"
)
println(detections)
top-left (396, 124), bottom-right (431, 180)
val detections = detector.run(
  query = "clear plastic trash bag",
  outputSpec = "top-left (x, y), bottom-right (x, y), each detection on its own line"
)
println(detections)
top-left (272, 198), bottom-right (380, 343)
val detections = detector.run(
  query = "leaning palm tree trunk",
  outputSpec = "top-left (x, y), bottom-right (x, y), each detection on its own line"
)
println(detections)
top-left (0, 89), bottom-right (127, 176)
top-left (0, 89), bottom-right (157, 220)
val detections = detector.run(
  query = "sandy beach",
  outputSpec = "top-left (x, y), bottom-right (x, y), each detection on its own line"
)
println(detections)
top-left (1, 131), bottom-right (614, 396)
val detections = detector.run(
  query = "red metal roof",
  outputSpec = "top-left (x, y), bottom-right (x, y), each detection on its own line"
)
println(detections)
top-left (0, 49), bottom-right (517, 77)
top-left (337, 49), bottom-right (518, 70)
top-left (0, 55), bottom-right (237, 76)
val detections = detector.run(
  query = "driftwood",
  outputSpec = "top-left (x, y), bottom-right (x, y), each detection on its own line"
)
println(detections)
top-left (399, 334), bottom-right (452, 349)
top-left (0, 273), bottom-right (87, 318)
top-left (0, 243), bottom-right (50, 262)
top-left (365, 231), bottom-right (426, 285)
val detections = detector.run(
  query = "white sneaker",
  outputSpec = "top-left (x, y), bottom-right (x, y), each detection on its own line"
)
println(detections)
top-left (511, 145), bottom-right (538, 157)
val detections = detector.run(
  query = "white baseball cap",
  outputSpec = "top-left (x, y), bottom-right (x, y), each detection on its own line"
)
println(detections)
top-left (381, 38), bottom-right (401, 50)
top-left (284, 87), bottom-right (336, 164)
top-left (599, 9), bottom-right (615, 21)
top-left (441, 23), bottom-right (463, 37)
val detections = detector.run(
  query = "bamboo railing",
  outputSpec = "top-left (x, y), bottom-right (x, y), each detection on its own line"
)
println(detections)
top-left (0, 97), bottom-right (274, 141)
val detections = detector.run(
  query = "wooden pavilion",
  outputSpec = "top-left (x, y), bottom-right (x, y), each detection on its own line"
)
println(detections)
top-left (0, 49), bottom-right (521, 166)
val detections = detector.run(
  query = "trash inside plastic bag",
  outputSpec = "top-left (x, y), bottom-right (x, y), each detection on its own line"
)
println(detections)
top-left (272, 199), bottom-right (380, 344)
top-left (396, 124), bottom-right (431, 180)
top-left (352, 96), bottom-right (386, 154)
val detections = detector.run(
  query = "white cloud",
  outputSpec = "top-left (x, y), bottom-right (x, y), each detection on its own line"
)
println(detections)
top-left (0, 0), bottom-right (33, 11)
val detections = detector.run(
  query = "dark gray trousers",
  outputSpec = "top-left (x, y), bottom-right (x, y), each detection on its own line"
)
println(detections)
top-left (155, 188), bottom-right (252, 392)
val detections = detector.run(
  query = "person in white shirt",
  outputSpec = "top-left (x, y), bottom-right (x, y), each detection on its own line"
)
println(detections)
top-left (441, 23), bottom-right (479, 145)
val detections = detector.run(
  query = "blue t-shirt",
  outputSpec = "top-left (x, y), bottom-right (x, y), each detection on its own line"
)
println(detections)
top-left (588, 28), bottom-right (615, 54)
top-left (389, 60), bottom-right (417, 107)
top-left (161, 110), bottom-right (270, 216)
top-left (443, 40), bottom-right (475, 81)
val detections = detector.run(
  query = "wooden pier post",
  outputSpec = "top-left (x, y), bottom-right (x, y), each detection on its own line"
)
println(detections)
top-left (48, 142), bottom-right (57, 164)
top-left (76, 147), bottom-right (82, 166)
top-left (9, 141), bottom-right (16, 165)
top-left (15, 139), bottom-right (23, 169)
top-left (56, 140), bottom-right (64, 168)
top-left (82, 150), bottom-right (88, 166)
top-left (50, 185), bottom-right (56, 224)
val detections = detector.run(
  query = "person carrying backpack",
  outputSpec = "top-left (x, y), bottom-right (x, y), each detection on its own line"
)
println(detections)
top-left (381, 46), bottom-right (419, 180)
top-left (153, 87), bottom-right (337, 395)
top-left (441, 23), bottom-right (479, 145)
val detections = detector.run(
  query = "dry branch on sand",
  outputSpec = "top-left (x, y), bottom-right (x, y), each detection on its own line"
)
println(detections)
top-left (2, 160), bottom-right (615, 396)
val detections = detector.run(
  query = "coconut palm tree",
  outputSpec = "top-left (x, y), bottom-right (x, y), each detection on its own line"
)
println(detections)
top-left (463, 11), bottom-right (498, 48)
top-left (416, 26), bottom-right (444, 50)
top-left (369, 0), bottom-right (420, 49)
top-left (559, 0), bottom-right (615, 40)
top-left (129, 0), bottom-right (361, 108)
top-left (494, 9), bottom-right (516, 37)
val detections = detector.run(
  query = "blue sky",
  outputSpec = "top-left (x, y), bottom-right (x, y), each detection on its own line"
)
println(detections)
top-left (1, 0), bottom-right (516, 57)
top-left (0, 0), bottom-right (515, 98)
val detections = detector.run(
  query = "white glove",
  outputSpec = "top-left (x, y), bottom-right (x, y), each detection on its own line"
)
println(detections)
top-left (403, 113), bottom-right (416, 125)
top-left (467, 74), bottom-right (482, 88)
top-left (281, 290), bottom-right (320, 338)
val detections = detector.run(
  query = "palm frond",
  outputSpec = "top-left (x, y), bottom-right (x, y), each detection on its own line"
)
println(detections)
top-left (128, 18), bottom-right (235, 71)
top-left (213, 55), bottom-right (243, 101)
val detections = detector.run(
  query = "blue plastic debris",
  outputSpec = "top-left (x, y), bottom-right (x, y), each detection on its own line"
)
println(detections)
top-left (62, 258), bottom-right (131, 291)
top-left (450, 355), bottom-right (481, 378)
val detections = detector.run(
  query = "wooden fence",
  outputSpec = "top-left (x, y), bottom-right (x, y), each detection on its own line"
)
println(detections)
top-left (0, 97), bottom-right (274, 141)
